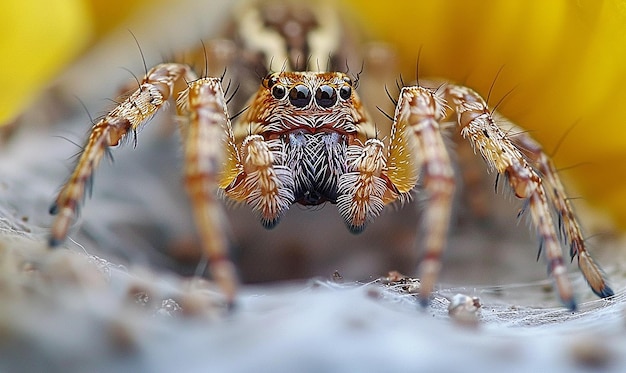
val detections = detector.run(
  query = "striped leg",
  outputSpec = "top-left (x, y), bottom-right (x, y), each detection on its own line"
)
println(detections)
top-left (49, 63), bottom-right (194, 246)
top-left (442, 84), bottom-right (602, 310)
top-left (49, 64), bottom-right (243, 307)
top-left (390, 86), bottom-right (456, 306)
top-left (177, 77), bottom-right (241, 307)
top-left (507, 127), bottom-right (613, 298)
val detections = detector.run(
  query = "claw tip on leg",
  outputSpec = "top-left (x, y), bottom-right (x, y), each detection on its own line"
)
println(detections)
top-left (596, 285), bottom-right (615, 299)
top-left (563, 298), bottom-right (578, 312)
top-left (48, 236), bottom-right (62, 249)
top-left (49, 203), bottom-right (58, 215)
top-left (418, 295), bottom-right (430, 309)
top-left (226, 299), bottom-right (237, 313)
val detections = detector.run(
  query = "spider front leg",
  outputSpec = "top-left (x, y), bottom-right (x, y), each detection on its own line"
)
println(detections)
top-left (49, 64), bottom-right (242, 306)
top-left (49, 63), bottom-right (194, 246)
top-left (177, 78), bottom-right (241, 305)
top-left (388, 86), bottom-right (457, 307)
top-left (507, 126), bottom-right (613, 298)
top-left (443, 84), bottom-right (613, 309)
top-left (337, 85), bottom-right (456, 306)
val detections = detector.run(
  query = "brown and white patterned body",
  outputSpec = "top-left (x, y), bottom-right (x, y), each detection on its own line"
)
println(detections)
top-left (49, 0), bottom-right (613, 310)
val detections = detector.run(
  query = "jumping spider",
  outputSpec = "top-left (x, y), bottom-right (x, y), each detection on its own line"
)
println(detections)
top-left (48, 0), bottom-right (613, 310)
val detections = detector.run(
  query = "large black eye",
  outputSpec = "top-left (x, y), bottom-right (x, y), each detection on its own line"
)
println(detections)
top-left (265, 74), bottom-right (286, 99)
top-left (289, 84), bottom-right (312, 108)
top-left (272, 84), bottom-right (286, 99)
top-left (315, 85), bottom-right (337, 108)
top-left (339, 85), bottom-right (352, 100)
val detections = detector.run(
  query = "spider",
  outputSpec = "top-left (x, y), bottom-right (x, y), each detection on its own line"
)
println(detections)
top-left (48, 0), bottom-right (613, 310)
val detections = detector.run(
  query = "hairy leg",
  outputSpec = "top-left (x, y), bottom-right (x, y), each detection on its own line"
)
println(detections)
top-left (178, 77), bottom-right (240, 306)
top-left (50, 63), bottom-right (194, 246)
top-left (391, 86), bottom-right (456, 306)
top-left (442, 84), bottom-right (614, 309)
top-left (506, 125), bottom-right (613, 298)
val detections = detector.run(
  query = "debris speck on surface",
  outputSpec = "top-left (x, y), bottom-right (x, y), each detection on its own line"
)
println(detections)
top-left (447, 293), bottom-right (481, 327)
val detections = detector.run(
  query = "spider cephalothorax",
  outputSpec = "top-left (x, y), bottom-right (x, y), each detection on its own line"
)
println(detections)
top-left (221, 71), bottom-right (382, 229)
top-left (49, 0), bottom-right (613, 310)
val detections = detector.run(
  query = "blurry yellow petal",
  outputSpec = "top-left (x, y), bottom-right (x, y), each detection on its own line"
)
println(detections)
top-left (0, 0), bottom-right (166, 126)
top-left (86, 0), bottom-right (167, 37)
top-left (345, 0), bottom-right (626, 229)
top-left (0, 1), bottom-right (93, 125)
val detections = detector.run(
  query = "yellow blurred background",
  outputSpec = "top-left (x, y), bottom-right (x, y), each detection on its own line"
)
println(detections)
top-left (2, 0), bottom-right (625, 229)
top-left (344, 0), bottom-right (626, 231)
top-left (0, 0), bottom-right (163, 125)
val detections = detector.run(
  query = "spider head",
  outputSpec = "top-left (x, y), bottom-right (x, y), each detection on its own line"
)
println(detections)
top-left (263, 71), bottom-right (353, 109)
top-left (237, 71), bottom-right (368, 136)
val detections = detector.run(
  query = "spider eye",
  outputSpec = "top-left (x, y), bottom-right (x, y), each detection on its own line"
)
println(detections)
top-left (271, 84), bottom-right (286, 99)
top-left (289, 84), bottom-right (312, 108)
top-left (339, 85), bottom-right (352, 100)
top-left (315, 85), bottom-right (337, 108)
top-left (265, 74), bottom-right (279, 88)
top-left (342, 76), bottom-right (352, 86)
